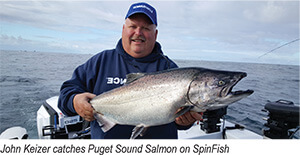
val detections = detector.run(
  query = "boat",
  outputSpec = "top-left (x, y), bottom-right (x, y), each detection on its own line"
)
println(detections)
top-left (0, 96), bottom-right (299, 139)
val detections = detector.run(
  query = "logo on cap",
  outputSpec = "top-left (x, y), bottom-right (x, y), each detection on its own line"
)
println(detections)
top-left (133, 4), bottom-right (153, 13)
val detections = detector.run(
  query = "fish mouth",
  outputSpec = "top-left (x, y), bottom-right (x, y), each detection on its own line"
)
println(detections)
top-left (231, 89), bottom-right (254, 95)
top-left (220, 72), bottom-right (254, 97)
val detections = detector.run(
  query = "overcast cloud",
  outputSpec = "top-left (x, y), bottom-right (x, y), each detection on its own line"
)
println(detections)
top-left (0, 0), bottom-right (299, 65)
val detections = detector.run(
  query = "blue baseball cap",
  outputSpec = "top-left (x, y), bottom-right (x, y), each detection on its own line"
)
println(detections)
top-left (125, 2), bottom-right (157, 26)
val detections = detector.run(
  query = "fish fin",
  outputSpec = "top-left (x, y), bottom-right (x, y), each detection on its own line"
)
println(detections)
top-left (130, 125), bottom-right (148, 139)
top-left (125, 73), bottom-right (146, 84)
top-left (174, 106), bottom-right (193, 118)
top-left (190, 106), bottom-right (206, 112)
top-left (94, 113), bottom-right (116, 132)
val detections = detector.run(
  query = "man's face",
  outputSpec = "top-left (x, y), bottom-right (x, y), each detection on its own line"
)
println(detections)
top-left (122, 13), bottom-right (158, 58)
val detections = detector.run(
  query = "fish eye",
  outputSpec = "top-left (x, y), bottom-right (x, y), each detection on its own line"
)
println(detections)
top-left (218, 80), bottom-right (226, 86)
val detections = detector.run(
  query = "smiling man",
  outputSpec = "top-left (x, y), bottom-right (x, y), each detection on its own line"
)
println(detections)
top-left (122, 13), bottom-right (158, 58)
top-left (58, 2), bottom-right (202, 139)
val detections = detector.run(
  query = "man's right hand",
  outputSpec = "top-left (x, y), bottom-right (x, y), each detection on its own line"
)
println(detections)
top-left (73, 92), bottom-right (96, 122)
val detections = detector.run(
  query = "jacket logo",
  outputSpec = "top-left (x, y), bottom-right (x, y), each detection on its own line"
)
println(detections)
top-left (106, 77), bottom-right (126, 85)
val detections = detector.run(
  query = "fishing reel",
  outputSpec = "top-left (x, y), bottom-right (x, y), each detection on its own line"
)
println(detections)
top-left (200, 106), bottom-right (227, 133)
top-left (262, 99), bottom-right (300, 139)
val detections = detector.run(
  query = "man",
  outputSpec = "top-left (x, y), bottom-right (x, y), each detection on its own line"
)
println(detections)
top-left (58, 2), bottom-right (202, 139)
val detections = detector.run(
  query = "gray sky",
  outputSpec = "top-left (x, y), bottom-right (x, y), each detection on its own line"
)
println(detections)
top-left (1, 0), bottom-right (299, 65)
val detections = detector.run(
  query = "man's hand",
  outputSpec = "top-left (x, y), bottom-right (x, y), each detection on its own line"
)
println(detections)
top-left (73, 92), bottom-right (96, 122)
top-left (175, 111), bottom-right (203, 126)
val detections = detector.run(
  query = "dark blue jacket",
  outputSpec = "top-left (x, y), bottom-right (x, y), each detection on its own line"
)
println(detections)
top-left (58, 39), bottom-right (183, 139)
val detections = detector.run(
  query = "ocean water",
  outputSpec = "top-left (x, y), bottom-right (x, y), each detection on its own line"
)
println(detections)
top-left (0, 50), bottom-right (299, 139)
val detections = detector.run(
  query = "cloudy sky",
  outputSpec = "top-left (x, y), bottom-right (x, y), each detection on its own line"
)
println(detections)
top-left (0, 0), bottom-right (299, 65)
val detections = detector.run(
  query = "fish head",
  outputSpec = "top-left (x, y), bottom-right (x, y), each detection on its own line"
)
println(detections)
top-left (187, 69), bottom-right (254, 112)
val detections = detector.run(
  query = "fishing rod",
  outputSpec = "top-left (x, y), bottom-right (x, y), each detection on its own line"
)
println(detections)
top-left (258, 38), bottom-right (299, 58)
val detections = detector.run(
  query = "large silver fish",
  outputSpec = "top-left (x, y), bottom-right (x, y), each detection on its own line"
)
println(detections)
top-left (90, 67), bottom-right (253, 138)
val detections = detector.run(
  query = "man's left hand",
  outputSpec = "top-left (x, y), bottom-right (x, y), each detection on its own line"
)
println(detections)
top-left (175, 111), bottom-right (203, 126)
